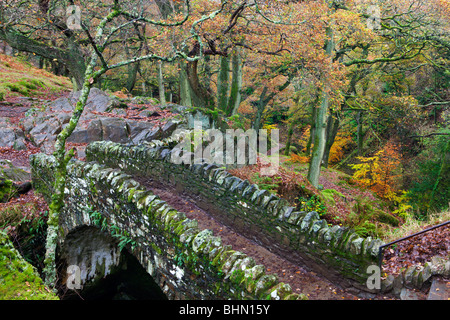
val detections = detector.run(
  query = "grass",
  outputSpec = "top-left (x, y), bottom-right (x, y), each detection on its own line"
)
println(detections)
top-left (0, 53), bottom-right (72, 99)
top-left (381, 209), bottom-right (450, 243)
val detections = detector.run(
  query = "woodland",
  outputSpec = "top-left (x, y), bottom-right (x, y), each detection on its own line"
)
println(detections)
top-left (0, 0), bottom-right (449, 300)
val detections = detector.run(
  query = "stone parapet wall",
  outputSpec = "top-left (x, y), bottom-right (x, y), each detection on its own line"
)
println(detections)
top-left (30, 153), bottom-right (306, 300)
top-left (85, 140), bottom-right (385, 294)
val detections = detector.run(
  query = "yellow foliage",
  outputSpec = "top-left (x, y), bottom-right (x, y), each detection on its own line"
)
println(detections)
top-left (350, 141), bottom-right (403, 200)
top-left (262, 123), bottom-right (278, 136)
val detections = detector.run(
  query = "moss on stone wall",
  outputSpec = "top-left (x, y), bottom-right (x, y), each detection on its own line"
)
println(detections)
top-left (0, 230), bottom-right (58, 300)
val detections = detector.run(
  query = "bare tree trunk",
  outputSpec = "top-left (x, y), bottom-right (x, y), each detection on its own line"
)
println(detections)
top-left (285, 121), bottom-right (295, 156)
top-left (305, 104), bottom-right (316, 157)
top-left (158, 60), bottom-right (166, 105)
top-left (322, 112), bottom-right (340, 168)
top-left (229, 49), bottom-right (243, 116)
top-left (217, 55), bottom-right (230, 112)
top-left (253, 86), bottom-right (268, 132)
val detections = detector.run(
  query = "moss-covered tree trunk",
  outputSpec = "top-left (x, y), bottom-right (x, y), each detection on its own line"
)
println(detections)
top-left (307, 25), bottom-right (334, 188)
top-left (43, 55), bottom-right (98, 288)
top-left (179, 61), bottom-right (193, 107)
top-left (40, 1), bottom-right (222, 289)
top-left (42, 7), bottom-right (124, 288)
top-left (217, 55), bottom-right (230, 113)
top-left (0, 27), bottom-right (86, 90)
top-left (356, 110), bottom-right (364, 155)
top-left (307, 92), bottom-right (329, 187)
top-left (186, 59), bottom-right (215, 109)
top-left (158, 60), bottom-right (166, 106)
top-left (429, 137), bottom-right (450, 211)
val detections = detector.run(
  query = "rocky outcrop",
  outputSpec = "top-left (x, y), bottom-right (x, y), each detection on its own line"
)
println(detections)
top-left (0, 118), bottom-right (26, 150)
top-left (0, 160), bottom-right (32, 202)
top-left (18, 89), bottom-right (185, 154)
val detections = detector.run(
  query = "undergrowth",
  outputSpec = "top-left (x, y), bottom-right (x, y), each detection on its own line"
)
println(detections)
top-left (229, 157), bottom-right (409, 239)
top-left (0, 53), bottom-right (72, 99)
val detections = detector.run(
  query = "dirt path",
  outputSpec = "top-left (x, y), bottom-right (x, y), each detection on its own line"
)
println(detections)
top-left (133, 176), bottom-right (391, 300)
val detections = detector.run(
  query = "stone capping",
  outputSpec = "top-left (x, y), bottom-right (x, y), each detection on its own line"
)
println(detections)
top-left (30, 153), bottom-right (307, 300)
top-left (84, 139), bottom-right (450, 297)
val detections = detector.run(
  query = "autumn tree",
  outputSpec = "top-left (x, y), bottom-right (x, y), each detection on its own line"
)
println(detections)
top-left (12, 0), bottom-right (230, 289)
top-left (295, 0), bottom-right (449, 188)
top-left (351, 140), bottom-right (403, 201)
top-left (0, 0), bottom-right (88, 88)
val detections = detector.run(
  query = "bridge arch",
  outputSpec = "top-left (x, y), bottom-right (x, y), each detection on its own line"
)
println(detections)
top-left (57, 225), bottom-right (168, 300)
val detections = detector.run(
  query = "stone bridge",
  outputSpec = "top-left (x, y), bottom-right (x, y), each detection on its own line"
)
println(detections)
top-left (31, 138), bottom-right (447, 300)
top-left (30, 146), bottom-right (304, 300)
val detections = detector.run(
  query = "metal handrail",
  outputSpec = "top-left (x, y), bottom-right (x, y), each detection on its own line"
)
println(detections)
top-left (378, 220), bottom-right (450, 270)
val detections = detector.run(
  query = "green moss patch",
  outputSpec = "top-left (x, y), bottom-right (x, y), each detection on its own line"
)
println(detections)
top-left (0, 230), bottom-right (58, 300)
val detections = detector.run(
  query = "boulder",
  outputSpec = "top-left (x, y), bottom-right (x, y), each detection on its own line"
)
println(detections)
top-left (29, 118), bottom-right (61, 147)
top-left (50, 88), bottom-right (120, 113)
top-left (0, 159), bottom-right (31, 181)
top-left (131, 127), bottom-right (161, 144)
top-left (0, 127), bottom-right (16, 147)
top-left (12, 89), bottom-right (186, 153)
top-left (100, 117), bottom-right (130, 143)
top-left (0, 125), bottom-right (27, 151)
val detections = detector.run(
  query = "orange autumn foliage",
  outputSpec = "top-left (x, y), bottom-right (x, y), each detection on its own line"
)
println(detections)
top-left (329, 133), bottom-right (353, 165)
top-left (288, 153), bottom-right (310, 164)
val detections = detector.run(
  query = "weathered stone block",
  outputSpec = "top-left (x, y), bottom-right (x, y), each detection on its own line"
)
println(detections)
top-left (192, 229), bottom-right (214, 254)
top-left (242, 184), bottom-right (258, 199)
top-left (300, 211), bottom-right (320, 232)
top-left (254, 274), bottom-right (278, 298)
top-left (267, 282), bottom-right (292, 300)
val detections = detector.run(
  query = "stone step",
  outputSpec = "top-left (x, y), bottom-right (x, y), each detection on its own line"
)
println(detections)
top-left (400, 288), bottom-right (426, 300)
top-left (427, 278), bottom-right (449, 300)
